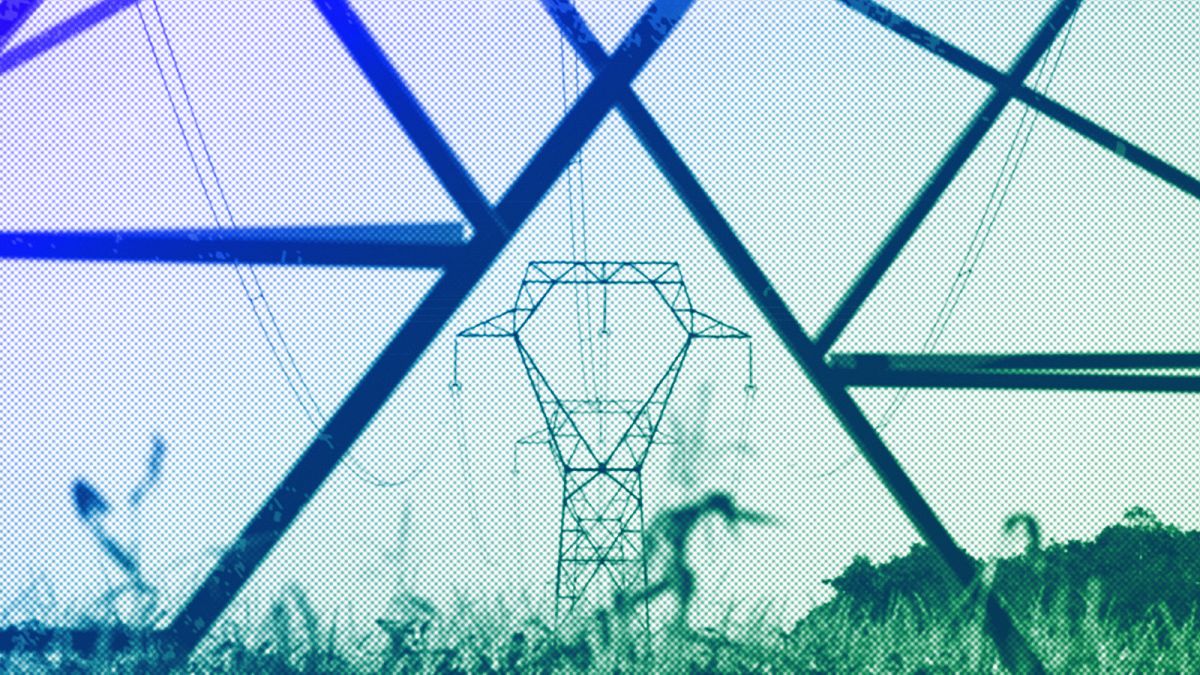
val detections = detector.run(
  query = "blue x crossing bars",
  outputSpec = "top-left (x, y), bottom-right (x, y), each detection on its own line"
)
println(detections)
top-left (155, 0), bottom-right (698, 664)
top-left (5, 0), bottom-right (1200, 671)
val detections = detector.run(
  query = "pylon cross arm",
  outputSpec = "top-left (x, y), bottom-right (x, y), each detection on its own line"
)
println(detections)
top-left (457, 310), bottom-right (526, 338)
top-left (679, 309), bottom-right (750, 339)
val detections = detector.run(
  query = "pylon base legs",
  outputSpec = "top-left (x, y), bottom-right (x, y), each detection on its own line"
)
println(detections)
top-left (553, 468), bottom-right (651, 645)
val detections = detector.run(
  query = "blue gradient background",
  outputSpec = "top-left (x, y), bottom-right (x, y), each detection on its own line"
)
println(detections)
top-left (2, 0), bottom-right (1199, 641)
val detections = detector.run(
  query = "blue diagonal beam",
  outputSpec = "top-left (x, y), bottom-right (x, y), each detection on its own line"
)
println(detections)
top-left (816, 0), bottom-right (1082, 354)
top-left (0, 0), bottom-right (137, 76)
top-left (308, 0), bottom-right (505, 244)
top-left (1, 224), bottom-right (465, 268)
top-left (158, 0), bottom-right (693, 664)
top-left (0, 0), bottom-right (48, 52)
top-left (493, 0), bottom-right (695, 228)
top-left (543, 1), bottom-right (1077, 672)
top-left (838, 0), bottom-right (1200, 206)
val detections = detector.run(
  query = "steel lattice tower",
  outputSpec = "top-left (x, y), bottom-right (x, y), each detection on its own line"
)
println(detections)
top-left (456, 261), bottom-right (749, 634)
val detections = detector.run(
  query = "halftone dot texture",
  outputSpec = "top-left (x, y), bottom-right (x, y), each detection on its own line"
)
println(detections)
top-left (3, 0), bottom-right (1200, 671)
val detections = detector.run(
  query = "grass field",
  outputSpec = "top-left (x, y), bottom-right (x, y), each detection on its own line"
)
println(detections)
top-left (4, 497), bottom-right (1200, 673)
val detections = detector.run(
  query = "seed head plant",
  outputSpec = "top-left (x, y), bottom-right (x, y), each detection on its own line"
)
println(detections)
top-left (70, 434), bottom-right (168, 628)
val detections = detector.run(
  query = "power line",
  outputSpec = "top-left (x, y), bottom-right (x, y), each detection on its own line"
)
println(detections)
top-left (873, 5), bottom-right (1081, 428)
top-left (800, 5), bottom-right (1082, 483)
top-left (558, 5), bottom-right (601, 406)
top-left (135, 0), bottom-right (421, 489)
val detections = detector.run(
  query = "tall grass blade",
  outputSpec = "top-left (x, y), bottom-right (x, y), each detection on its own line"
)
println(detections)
top-left (129, 434), bottom-right (166, 508)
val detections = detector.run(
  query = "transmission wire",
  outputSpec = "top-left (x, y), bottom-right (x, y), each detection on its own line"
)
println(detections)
top-left (558, 3), bottom-right (601, 407)
top-left (136, 0), bottom-right (427, 489)
top-left (872, 7), bottom-right (1080, 430)
top-left (791, 8), bottom-right (1081, 484)
top-left (496, 3), bottom-right (602, 489)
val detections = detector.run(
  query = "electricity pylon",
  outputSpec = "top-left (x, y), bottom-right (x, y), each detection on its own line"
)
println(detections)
top-left (455, 261), bottom-right (750, 636)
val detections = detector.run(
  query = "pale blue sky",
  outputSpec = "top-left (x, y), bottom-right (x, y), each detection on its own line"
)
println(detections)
top-left (2, 0), bottom-right (1199, 636)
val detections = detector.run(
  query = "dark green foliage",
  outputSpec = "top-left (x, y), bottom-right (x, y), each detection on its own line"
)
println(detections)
top-left (821, 544), bottom-right (960, 626)
top-left (816, 506), bottom-right (1200, 651)
top-left (1088, 510), bottom-right (1200, 628)
top-left (987, 507), bottom-right (1200, 632)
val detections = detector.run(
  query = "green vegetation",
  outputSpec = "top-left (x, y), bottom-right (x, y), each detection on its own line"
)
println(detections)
top-left (7, 502), bottom-right (1200, 672)
top-left (795, 506), bottom-right (1200, 672)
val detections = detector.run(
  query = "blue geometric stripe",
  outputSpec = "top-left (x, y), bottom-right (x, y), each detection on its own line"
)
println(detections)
top-left (1, 225), bottom-right (466, 267)
top-left (0, 0), bottom-right (137, 75)
top-left (0, 0), bottom-right (49, 51)
top-left (4, 1), bottom-right (1200, 671)
top-left (158, 0), bottom-right (695, 663)
top-left (542, 0), bottom-right (1076, 671)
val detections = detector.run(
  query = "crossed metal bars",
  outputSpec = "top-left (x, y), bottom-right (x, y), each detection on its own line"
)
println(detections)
top-left (3, 0), bottom-right (1199, 671)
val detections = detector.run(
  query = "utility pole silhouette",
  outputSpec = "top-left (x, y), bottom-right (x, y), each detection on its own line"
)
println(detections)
top-left (455, 261), bottom-right (751, 639)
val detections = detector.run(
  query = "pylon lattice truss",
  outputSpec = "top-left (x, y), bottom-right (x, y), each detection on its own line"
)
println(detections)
top-left (455, 260), bottom-right (750, 630)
